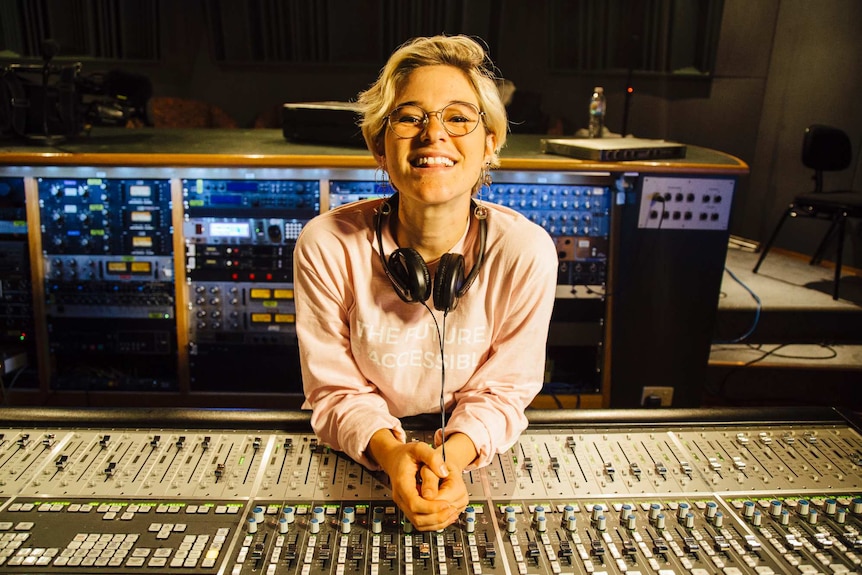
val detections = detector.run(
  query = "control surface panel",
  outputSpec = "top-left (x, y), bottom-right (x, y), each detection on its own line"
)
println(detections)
top-left (0, 408), bottom-right (859, 574)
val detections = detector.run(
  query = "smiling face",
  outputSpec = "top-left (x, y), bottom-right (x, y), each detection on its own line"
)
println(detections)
top-left (378, 65), bottom-right (496, 211)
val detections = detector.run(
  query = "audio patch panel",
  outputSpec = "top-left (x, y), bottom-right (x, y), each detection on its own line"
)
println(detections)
top-left (637, 176), bottom-right (734, 231)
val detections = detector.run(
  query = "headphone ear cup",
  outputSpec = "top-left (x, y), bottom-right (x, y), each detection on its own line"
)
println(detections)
top-left (433, 252), bottom-right (465, 312)
top-left (388, 248), bottom-right (431, 303)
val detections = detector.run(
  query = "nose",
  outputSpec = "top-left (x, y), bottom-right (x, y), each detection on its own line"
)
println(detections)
top-left (421, 111), bottom-right (448, 139)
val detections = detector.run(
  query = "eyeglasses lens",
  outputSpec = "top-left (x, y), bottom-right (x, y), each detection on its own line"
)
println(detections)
top-left (388, 103), bottom-right (481, 138)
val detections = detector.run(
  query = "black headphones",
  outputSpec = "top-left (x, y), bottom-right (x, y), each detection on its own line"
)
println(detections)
top-left (375, 194), bottom-right (487, 313)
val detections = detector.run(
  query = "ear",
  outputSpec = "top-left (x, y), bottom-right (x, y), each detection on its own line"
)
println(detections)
top-left (484, 133), bottom-right (497, 164)
top-left (366, 132), bottom-right (386, 165)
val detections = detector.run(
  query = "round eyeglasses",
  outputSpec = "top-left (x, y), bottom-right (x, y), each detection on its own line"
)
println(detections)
top-left (386, 102), bottom-right (484, 139)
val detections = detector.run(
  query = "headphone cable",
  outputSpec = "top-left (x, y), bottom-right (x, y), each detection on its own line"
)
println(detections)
top-left (421, 301), bottom-right (447, 462)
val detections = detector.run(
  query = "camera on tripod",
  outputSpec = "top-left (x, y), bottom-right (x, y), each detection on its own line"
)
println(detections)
top-left (0, 40), bottom-right (151, 144)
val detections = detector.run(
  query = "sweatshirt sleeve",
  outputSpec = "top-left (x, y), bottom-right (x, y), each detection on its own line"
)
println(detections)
top-left (293, 212), bottom-right (405, 469)
top-left (440, 221), bottom-right (558, 469)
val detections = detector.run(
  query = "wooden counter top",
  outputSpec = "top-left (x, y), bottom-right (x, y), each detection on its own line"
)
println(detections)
top-left (0, 129), bottom-right (749, 175)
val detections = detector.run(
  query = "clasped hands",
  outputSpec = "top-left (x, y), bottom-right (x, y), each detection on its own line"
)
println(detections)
top-left (368, 429), bottom-right (473, 531)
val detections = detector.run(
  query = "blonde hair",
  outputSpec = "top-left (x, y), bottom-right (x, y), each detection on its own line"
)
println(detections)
top-left (356, 35), bottom-right (508, 167)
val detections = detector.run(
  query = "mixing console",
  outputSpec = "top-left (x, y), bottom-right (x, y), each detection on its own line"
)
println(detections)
top-left (0, 407), bottom-right (859, 574)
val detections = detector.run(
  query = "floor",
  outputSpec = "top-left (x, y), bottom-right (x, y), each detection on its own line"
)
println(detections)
top-left (706, 240), bottom-right (862, 409)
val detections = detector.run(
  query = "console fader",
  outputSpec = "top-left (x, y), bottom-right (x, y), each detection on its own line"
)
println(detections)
top-left (0, 407), bottom-right (860, 574)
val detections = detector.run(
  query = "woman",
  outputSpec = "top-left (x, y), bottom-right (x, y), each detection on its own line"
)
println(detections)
top-left (294, 35), bottom-right (558, 531)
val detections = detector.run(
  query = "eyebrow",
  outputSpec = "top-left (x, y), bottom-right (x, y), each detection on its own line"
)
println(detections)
top-left (393, 100), bottom-right (480, 109)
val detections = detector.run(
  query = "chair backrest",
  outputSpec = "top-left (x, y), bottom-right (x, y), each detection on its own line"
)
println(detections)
top-left (802, 124), bottom-right (852, 193)
top-left (803, 125), bottom-right (852, 171)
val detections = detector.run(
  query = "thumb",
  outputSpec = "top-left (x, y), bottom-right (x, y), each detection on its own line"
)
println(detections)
top-left (414, 442), bottom-right (449, 478)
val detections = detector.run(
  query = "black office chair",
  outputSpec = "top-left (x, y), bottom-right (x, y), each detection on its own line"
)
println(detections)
top-left (753, 124), bottom-right (862, 300)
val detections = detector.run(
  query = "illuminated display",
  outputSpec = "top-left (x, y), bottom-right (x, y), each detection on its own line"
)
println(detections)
top-left (128, 185), bottom-right (152, 197)
top-left (209, 222), bottom-right (250, 238)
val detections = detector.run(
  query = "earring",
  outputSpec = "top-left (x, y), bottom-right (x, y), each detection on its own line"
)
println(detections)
top-left (375, 164), bottom-right (391, 194)
top-left (482, 163), bottom-right (492, 187)
top-left (476, 162), bottom-right (492, 201)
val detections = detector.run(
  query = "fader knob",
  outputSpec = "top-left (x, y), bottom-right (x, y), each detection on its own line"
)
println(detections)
top-left (536, 516), bottom-right (547, 532)
top-left (247, 517), bottom-right (258, 534)
top-left (620, 504), bottom-right (632, 521)
top-left (372, 518), bottom-right (382, 534)
top-left (341, 518), bottom-right (351, 534)
top-left (852, 497), bottom-right (862, 514)
top-left (465, 517), bottom-right (475, 533)
top-left (534, 505), bottom-right (546, 522)
top-left (807, 509), bottom-right (818, 525)
top-left (825, 499), bottom-right (837, 515)
top-left (836, 508), bottom-right (847, 524)
top-left (769, 500), bottom-right (782, 517)
top-left (655, 514), bottom-right (665, 530)
top-left (343, 507), bottom-right (355, 523)
top-left (713, 512), bottom-right (724, 528)
top-left (253, 506), bottom-right (265, 522)
top-left (506, 517), bottom-right (517, 534)
top-left (310, 518), bottom-right (320, 534)
top-left (566, 515), bottom-right (577, 532)
top-left (312, 506), bottom-right (324, 523)
top-left (278, 518), bottom-right (289, 534)
top-left (705, 502), bottom-right (718, 519)
top-left (595, 515), bottom-right (606, 531)
top-left (505, 506), bottom-right (516, 523)
top-left (797, 500), bottom-right (810, 517)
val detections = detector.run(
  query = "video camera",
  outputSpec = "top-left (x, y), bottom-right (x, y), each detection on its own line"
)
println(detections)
top-left (0, 40), bottom-right (152, 144)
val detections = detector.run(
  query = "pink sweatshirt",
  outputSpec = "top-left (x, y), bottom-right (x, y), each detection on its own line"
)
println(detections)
top-left (294, 197), bottom-right (558, 470)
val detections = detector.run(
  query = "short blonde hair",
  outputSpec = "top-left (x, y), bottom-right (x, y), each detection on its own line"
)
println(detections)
top-left (356, 35), bottom-right (508, 167)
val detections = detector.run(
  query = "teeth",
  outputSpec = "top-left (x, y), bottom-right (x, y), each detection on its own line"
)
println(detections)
top-left (414, 156), bottom-right (454, 167)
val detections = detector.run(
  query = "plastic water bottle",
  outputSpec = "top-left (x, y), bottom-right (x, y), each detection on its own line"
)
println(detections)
top-left (588, 87), bottom-right (606, 138)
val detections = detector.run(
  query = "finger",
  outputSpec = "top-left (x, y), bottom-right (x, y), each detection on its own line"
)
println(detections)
top-left (410, 505), bottom-right (462, 531)
top-left (419, 465), bottom-right (440, 500)
top-left (397, 489), bottom-right (451, 517)
top-left (435, 474), bottom-right (469, 509)
top-left (410, 443), bottom-right (449, 479)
